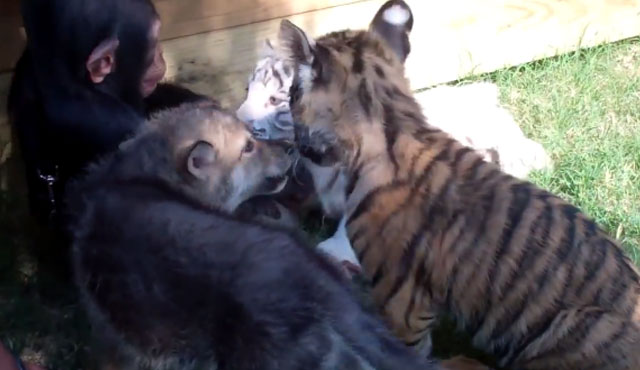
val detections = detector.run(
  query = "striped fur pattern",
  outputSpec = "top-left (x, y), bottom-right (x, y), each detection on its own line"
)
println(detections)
top-left (236, 39), bottom-right (296, 141)
top-left (278, 1), bottom-right (640, 368)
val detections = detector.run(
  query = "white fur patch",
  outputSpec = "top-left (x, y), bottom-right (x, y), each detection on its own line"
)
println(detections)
top-left (317, 216), bottom-right (360, 267)
top-left (383, 4), bottom-right (410, 26)
top-left (298, 64), bottom-right (314, 94)
top-left (414, 82), bottom-right (553, 179)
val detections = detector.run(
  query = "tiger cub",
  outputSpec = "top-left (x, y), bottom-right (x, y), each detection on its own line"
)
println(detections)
top-left (237, 39), bottom-right (296, 141)
top-left (236, 39), bottom-right (363, 275)
top-left (277, 0), bottom-right (640, 369)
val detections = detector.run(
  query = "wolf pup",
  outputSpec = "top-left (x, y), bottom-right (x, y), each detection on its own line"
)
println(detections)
top-left (66, 103), bottom-right (458, 370)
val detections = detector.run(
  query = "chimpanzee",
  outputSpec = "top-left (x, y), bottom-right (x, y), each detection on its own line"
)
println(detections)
top-left (7, 0), bottom-right (214, 277)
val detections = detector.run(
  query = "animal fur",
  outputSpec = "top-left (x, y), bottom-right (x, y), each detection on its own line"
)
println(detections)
top-left (66, 103), bottom-right (446, 370)
top-left (278, 0), bottom-right (640, 369)
top-left (414, 82), bottom-right (552, 179)
top-left (236, 41), bottom-right (552, 273)
top-left (238, 46), bottom-right (551, 181)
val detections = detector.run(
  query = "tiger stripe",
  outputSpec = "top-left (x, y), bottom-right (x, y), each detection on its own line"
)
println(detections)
top-left (280, 1), bottom-right (640, 368)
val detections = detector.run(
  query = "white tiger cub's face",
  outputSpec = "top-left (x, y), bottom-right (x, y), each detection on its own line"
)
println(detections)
top-left (236, 40), bottom-right (295, 141)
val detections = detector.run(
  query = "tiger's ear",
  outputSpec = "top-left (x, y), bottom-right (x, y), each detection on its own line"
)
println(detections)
top-left (278, 20), bottom-right (333, 86)
top-left (278, 20), bottom-right (316, 65)
top-left (369, 0), bottom-right (413, 63)
top-left (259, 38), bottom-right (276, 58)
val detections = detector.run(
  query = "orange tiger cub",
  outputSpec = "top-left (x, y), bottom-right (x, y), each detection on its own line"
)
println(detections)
top-left (278, 1), bottom-right (640, 369)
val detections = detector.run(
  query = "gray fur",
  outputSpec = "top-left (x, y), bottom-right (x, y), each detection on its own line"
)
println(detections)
top-left (66, 103), bottom-right (439, 370)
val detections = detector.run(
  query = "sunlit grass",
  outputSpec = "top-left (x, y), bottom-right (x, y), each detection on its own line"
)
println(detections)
top-left (483, 37), bottom-right (640, 262)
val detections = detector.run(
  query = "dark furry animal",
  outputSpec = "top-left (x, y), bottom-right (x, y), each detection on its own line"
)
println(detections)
top-left (67, 103), bottom-right (441, 370)
top-left (8, 0), bottom-right (214, 278)
top-left (144, 82), bottom-right (217, 117)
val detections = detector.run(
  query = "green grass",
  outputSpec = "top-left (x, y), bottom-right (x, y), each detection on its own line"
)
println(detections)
top-left (1, 37), bottom-right (639, 369)
top-left (485, 38), bottom-right (640, 261)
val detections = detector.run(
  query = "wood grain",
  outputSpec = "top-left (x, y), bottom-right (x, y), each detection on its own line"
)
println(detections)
top-left (160, 0), bottom-right (393, 108)
top-left (404, 0), bottom-right (640, 90)
top-left (1, 0), bottom-right (640, 169)
top-left (0, 0), bottom-right (362, 72)
top-left (158, 0), bottom-right (640, 107)
top-left (0, 0), bottom-right (24, 74)
top-left (156, 0), bottom-right (363, 41)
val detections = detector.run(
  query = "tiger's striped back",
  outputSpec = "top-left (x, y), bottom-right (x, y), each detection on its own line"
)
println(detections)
top-left (278, 1), bottom-right (640, 368)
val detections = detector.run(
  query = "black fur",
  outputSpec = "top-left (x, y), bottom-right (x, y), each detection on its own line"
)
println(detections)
top-left (67, 149), bottom-right (439, 370)
top-left (8, 0), bottom-right (207, 226)
top-left (369, 0), bottom-right (413, 62)
top-left (8, 0), bottom-right (210, 277)
top-left (144, 83), bottom-right (218, 117)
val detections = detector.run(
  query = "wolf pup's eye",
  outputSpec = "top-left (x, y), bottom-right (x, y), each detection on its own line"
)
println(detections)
top-left (243, 140), bottom-right (255, 154)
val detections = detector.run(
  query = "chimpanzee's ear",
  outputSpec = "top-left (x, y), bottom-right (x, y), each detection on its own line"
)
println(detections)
top-left (87, 38), bottom-right (119, 84)
top-left (369, 0), bottom-right (414, 63)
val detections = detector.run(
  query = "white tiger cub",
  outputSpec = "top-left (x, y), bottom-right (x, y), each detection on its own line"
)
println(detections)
top-left (236, 40), bottom-right (362, 276)
top-left (236, 39), bottom-right (296, 141)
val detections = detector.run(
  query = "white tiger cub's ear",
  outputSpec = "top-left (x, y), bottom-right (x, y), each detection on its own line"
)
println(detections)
top-left (369, 0), bottom-right (414, 63)
top-left (278, 20), bottom-right (316, 65)
top-left (259, 38), bottom-right (276, 59)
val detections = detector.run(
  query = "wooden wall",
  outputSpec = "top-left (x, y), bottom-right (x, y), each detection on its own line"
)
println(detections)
top-left (1, 0), bottom-right (640, 187)
top-left (0, 0), bottom-right (23, 73)
top-left (0, 0), bottom-right (362, 73)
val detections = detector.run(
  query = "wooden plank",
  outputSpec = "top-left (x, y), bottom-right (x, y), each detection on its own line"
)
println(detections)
top-left (2, 0), bottom-right (640, 144)
top-left (405, 0), bottom-right (640, 90)
top-left (156, 0), bottom-right (364, 41)
top-left (161, 0), bottom-right (393, 108)
top-left (0, 0), bottom-right (23, 73)
top-left (159, 0), bottom-right (640, 107)
top-left (0, 0), bottom-right (362, 72)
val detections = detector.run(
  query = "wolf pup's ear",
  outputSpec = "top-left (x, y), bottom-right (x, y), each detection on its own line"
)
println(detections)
top-left (369, 0), bottom-right (414, 63)
top-left (278, 20), bottom-right (316, 65)
top-left (187, 140), bottom-right (217, 180)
